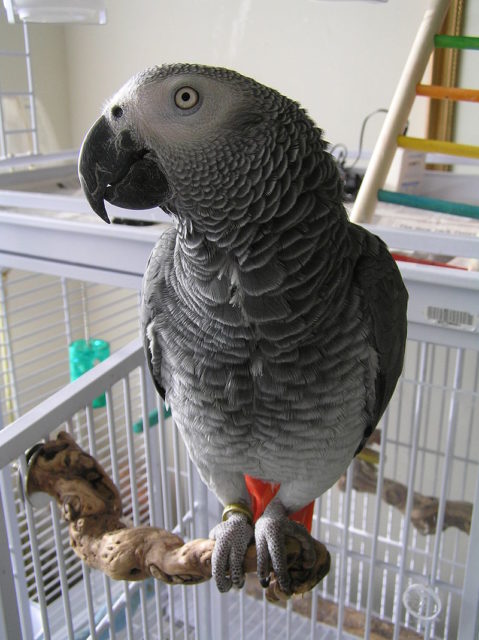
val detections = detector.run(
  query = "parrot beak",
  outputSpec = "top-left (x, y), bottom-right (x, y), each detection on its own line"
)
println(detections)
top-left (78, 115), bottom-right (169, 224)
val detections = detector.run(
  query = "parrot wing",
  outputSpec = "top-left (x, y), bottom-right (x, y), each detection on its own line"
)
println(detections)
top-left (351, 225), bottom-right (408, 455)
top-left (141, 228), bottom-right (178, 401)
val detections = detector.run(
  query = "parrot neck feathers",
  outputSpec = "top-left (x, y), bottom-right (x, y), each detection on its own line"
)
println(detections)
top-left (170, 115), bottom-right (350, 303)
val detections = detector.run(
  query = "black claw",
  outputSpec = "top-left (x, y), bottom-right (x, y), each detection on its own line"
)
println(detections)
top-left (260, 576), bottom-right (270, 588)
top-left (217, 580), bottom-right (232, 593)
top-left (278, 577), bottom-right (292, 596)
top-left (25, 442), bottom-right (44, 464)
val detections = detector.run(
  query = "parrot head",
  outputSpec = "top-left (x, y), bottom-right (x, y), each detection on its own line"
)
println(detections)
top-left (79, 63), bottom-right (329, 240)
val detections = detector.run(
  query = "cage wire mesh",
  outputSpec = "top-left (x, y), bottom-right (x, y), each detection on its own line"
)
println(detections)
top-left (3, 365), bottom-right (199, 640)
top-left (0, 268), bottom-right (140, 420)
top-left (0, 332), bottom-right (224, 640)
top-left (0, 260), bottom-right (477, 639)
top-left (0, 268), bottom-right (144, 635)
top-left (314, 339), bottom-right (478, 639)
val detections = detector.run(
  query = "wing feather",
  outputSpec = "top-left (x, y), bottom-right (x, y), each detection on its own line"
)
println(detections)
top-left (351, 225), bottom-right (408, 454)
top-left (141, 227), bottom-right (177, 401)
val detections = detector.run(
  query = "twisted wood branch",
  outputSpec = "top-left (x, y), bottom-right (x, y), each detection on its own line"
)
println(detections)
top-left (25, 432), bottom-right (330, 599)
top-left (338, 457), bottom-right (472, 535)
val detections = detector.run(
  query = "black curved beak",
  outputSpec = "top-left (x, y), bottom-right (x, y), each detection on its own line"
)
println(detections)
top-left (78, 115), bottom-right (169, 223)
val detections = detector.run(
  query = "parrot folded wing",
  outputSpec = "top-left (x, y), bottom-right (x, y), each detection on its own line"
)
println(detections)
top-left (142, 229), bottom-right (177, 402)
top-left (351, 225), bottom-right (408, 456)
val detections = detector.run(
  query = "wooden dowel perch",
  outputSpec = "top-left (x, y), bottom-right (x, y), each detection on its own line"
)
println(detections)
top-left (338, 457), bottom-right (472, 535)
top-left (24, 432), bottom-right (330, 600)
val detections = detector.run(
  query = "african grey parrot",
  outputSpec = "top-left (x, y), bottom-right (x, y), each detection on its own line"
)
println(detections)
top-left (78, 63), bottom-right (408, 594)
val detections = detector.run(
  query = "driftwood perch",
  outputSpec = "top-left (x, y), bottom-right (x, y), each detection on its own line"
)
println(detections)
top-left (338, 457), bottom-right (472, 535)
top-left (24, 432), bottom-right (330, 600)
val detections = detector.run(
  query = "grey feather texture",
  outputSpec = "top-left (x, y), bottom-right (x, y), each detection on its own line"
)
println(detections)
top-left (79, 63), bottom-right (408, 592)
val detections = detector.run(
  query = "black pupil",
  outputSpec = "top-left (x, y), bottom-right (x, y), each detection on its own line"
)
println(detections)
top-left (181, 91), bottom-right (191, 103)
top-left (112, 105), bottom-right (123, 118)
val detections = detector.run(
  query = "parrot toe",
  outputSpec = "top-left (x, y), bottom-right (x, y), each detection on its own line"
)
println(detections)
top-left (255, 502), bottom-right (291, 594)
top-left (255, 501), bottom-right (316, 596)
top-left (210, 513), bottom-right (253, 592)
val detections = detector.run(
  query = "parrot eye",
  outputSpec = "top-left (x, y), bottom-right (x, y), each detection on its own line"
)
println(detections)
top-left (174, 87), bottom-right (199, 110)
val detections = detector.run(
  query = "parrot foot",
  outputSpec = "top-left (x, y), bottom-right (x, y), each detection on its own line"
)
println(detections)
top-left (255, 501), bottom-right (317, 596)
top-left (209, 512), bottom-right (254, 592)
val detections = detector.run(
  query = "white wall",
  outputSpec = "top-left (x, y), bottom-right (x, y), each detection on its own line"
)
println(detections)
top-left (63, 0), bottom-right (432, 163)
